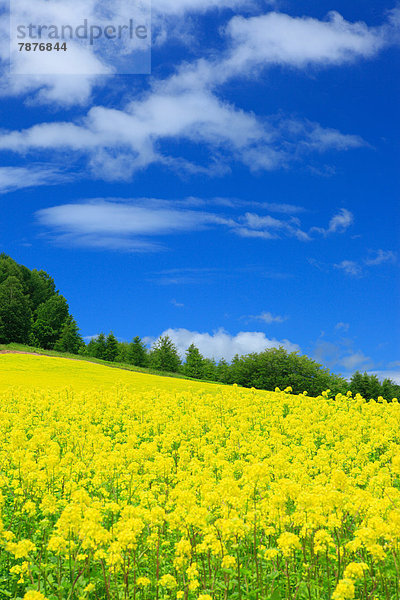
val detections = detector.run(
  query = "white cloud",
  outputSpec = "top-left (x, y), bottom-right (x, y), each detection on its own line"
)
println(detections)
top-left (335, 322), bottom-right (350, 332)
top-left (262, 202), bottom-right (305, 214)
top-left (35, 197), bottom-right (357, 251)
top-left (224, 10), bottom-right (387, 71)
top-left (340, 351), bottom-right (371, 371)
top-left (0, 4), bottom-right (396, 109)
top-left (368, 370), bottom-right (400, 386)
top-left (0, 8), bottom-right (386, 175)
top-left (334, 260), bottom-right (363, 277)
top-left (169, 10), bottom-right (392, 93)
top-left (171, 299), bottom-right (185, 308)
top-left (311, 208), bottom-right (353, 236)
top-left (0, 90), bottom-right (284, 178)
top-left (234, 212), bottom-right (311, 241)
top-left (158, 0), bottom-right (254, 15)
top-left (233, 209), bottom-right (353, 242)
top-left (35, 198), bottom-right (228, 250)
top-left (0, 166), bottom-right (67, 193)
top-left (364, 249), bottom-right (397, 266)
top-left (314, 339), bottom-right (372, 373)
top-left (2, 96), bottom-right (364, 181)
top-left (333, 248), bottom-right (397, 278)
top-left (249, 311), bottom-right (288, 324)
top-left (151, 327), bottom-right (299, 361)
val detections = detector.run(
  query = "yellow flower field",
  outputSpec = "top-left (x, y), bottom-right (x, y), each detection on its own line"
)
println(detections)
top-left (0, 354), bottom-right (221, 393)
top-left (0, 354), bottom-right (399, 600)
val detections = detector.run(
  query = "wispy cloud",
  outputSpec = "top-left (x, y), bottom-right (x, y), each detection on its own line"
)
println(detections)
top-left (334, 260), bottom-right (363, 277)
top-left (35, 198), bottom-right (229, 250)
top-left (233, 209), bottom-right (353, 242)
top-left (171, 299), bottom-right (185, 308)
top-left (335, 322), bottom-right (350, 332)
top-left (311, 208), bottom-right (353, 236)
top-left (248, 311), bottom-right (288, 324)
top-left (0, 166), bottom-right (67, 194)
top-left (35, 198), bottom-right (357, 251)
top-left (364, 249), bottom-right (397, 266)
top-left (331, 248), bottom-right (397, 277)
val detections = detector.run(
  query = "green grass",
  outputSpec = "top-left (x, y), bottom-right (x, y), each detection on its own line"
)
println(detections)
top-left (0, 342), bottom-right (217, 384)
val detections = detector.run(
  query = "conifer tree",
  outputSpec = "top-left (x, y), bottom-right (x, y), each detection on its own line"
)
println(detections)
top-left (54, 317), bottom-right (84, 354)
top-left (105, 332), bottom-right (119, 362)
top-left (0, 276), bottom-right (31, 344)
top-left (184, 344), bottom-right (206, 379)
top-left (150, 335), bottom-right (181, 373)
top-left (128, 336), bottom-right (148, 367)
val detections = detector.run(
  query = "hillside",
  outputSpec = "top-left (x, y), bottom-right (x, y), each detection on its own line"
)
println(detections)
top-left (0, 352), bottom-right (224, 393)
top-left (0, 356), bottom-right (399, 599)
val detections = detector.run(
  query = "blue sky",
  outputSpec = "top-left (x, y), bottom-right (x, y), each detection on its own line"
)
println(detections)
top-left (1, 0), bottom-right (399, 379)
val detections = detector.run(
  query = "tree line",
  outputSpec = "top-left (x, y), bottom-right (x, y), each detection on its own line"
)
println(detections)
top-left (1, 253), bottom-right (399, 401)
top-left (81, 333), bottom-right (400, 400)
top-left (0, 253), bottom-right (83, 353)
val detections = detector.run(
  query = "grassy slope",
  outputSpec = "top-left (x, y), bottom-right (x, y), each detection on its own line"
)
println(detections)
top-left (0, 342), bottom-right (207, 381)
top-left (0, 343), bottom-right (224, 391)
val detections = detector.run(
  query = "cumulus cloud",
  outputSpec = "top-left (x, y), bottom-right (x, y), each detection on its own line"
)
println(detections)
top-left (0, 94), bottom-right (365, 179)
top-left (339, 351), bottom-right (371, 371)
top-left (368, 370), bottom-right (400, 385)
top-left (0, 0), bottom-right (396, 117)
top-left (314, 339), bottom-right (372, 373)
top-left (0, 7), bottom-right (388, 175)
top-left (150, 328), bottom-right (299, 362)
top-left (154, 0), bottom-right (255, 16)
top-left (0, 90), bottom-right (283, 178)
top-left (170, 10), bottom-right (392, 93)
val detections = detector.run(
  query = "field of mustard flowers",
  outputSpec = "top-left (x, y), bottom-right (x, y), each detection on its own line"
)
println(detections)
top-left (0, 354), bottom-right (399, 600)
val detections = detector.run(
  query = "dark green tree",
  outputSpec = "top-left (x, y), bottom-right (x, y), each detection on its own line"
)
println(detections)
top-left (0, 276), bottom-right (32, 344)
top-left (228, 347), bottom-right (347, 396)
top-left (116, 342), bottom-right (130, 364)
top-left (381, 378), bottom-right (400, 401)
top-left (29, 270), bottom-right (56, 312)
top-left (95, 333), bottom-right (108, 360)
top-left (85, 337), bottom-right (100, 358)
top-left (105, 332), bottom-right (119, 362)
top-left (30, 295), bottom-right (69, 349)
top-left (350, 371), bottom-right (383, 400)
top-left (128, 336), bottom-right (148, 367)
top-left (54, 316), bottom-right (84, 354)
top-left (203, 358), bottom-right (217, 381)
top-left (149, 335), bottom-right (181, 373)
top-left (216, 358), bottom-right (231, 384)
top-left (184, 344), bottom-right (206, 379)
top-left (0, 254), bottom-right (22, 284)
